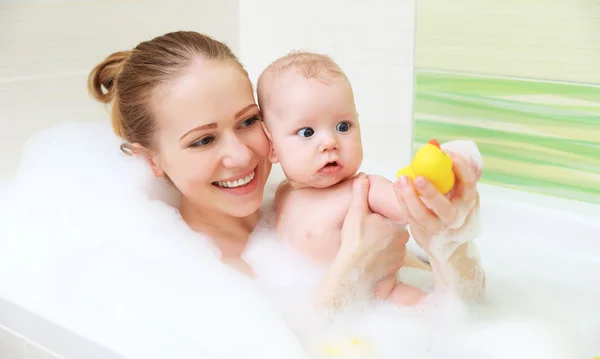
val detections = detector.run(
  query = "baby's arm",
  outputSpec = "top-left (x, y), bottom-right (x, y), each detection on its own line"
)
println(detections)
top-left (366, 174), bottom-right (408, 223)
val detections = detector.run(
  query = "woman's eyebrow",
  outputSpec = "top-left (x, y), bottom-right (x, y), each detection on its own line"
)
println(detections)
top-left (180, 104), bottom-right (258, 140)
top-left (235, 104), bottom-right (258, 118)
top-left (180, 123), bottom-right (218, 140)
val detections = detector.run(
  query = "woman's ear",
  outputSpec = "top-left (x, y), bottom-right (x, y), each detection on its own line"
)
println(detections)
top-left (130, 143), bottom-right (165, 177)
top-left (260, 121), bottom-right (279, 164)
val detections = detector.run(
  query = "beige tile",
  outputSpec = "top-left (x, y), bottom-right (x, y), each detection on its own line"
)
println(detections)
top-left (0, 0), bottom-right (241, 179)
top-left (239, 0), bottom-right (416, 167)
top-left (0, 0), bottom-right (239, 80)
top-left (26, 341), bottom-right (63, 359)
top-left (0, 326), bottom-right (26, 359)
top-left (240, 0), bottom-right (416, 82)
top-left (0, 72), bottom-right (106, 178)
top-left (415, 0), bottom-right (600, 84)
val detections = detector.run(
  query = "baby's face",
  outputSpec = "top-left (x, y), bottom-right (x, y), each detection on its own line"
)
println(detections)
top-left (263, 73), bottom-right (363, 189)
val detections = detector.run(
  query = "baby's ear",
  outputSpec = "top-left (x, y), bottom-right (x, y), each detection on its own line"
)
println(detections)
top-left (260, 121), bottom-right (280, 164)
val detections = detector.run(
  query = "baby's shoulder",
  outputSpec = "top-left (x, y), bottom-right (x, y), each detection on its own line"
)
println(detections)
top-left (275, 179), bottom-right (354, 214)
top-left (301, 177), bottom-right (355, 201)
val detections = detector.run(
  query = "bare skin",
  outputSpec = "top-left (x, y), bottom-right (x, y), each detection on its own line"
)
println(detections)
top-left (123, 46), bottom-right (484, 311)
top-left (260, 63), bottom-right (482, 306)
top-left (274, 174), bottom-right (430, 305)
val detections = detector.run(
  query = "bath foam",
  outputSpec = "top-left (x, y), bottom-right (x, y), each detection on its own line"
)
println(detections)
top-left (244, 152), bottom-right (587, 358)
top-left (0, 121), bottom-right (307, 359)
top-left (0, 121), bottom-right (590, 359)
top-left (244, 232), bottom-right (580, 359)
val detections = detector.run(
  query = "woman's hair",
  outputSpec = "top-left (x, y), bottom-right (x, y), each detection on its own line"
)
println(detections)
top-left (88, 31), bottom-right (246, 153)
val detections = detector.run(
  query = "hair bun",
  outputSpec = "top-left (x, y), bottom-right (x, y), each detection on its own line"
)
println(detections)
top-left (87, 50), bottom-right (132, 104)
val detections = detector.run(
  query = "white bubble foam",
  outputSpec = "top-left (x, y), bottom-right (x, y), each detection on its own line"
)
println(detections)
top-left (0, 121), bottom-right (597, 359)
top-left (0, 122), bottom-right (307, 359)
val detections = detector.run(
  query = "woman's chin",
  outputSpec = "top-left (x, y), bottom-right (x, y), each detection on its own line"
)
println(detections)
top-left (227, 197), bottom-right (263, 218)
top-left (217, 186), bottom-right (265, 218)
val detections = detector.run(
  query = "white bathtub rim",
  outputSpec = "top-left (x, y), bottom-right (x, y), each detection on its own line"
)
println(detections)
top-left (477, 182), bottom-right (599, 227)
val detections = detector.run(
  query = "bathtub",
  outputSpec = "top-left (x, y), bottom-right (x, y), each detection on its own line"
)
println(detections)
top-left (0, 125), bottom-right (599, 359)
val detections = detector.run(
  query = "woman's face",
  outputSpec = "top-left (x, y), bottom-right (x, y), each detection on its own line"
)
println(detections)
top-left (149, 60), bottom-right (272, 219)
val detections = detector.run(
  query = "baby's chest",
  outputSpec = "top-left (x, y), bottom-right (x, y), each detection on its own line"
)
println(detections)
top-left (280, 197), bottom-right (345, 238)
top-left (277, 190), bottom-right (350, 262)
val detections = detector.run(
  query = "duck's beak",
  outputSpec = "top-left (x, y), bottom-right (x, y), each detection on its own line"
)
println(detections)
top-left (428, 138), bottom-right (441, 148)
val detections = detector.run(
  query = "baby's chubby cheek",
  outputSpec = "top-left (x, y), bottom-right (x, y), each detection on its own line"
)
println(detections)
top-left (282, 158), bottom-right (314, 182)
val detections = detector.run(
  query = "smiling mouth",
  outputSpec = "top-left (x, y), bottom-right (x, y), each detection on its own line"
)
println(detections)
top-left (212, 169), bottom-right (256, 188)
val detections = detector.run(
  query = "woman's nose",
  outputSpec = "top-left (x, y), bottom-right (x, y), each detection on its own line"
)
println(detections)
top-left (222, 134), bottom-right (253, 168)
top-left (318, 133), bottom-right (339, 152)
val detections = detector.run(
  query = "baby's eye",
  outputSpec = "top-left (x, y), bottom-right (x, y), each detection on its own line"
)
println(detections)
top-left (296, 127), bottom-right (315, 138)
top-left (336, 121), bottom-right (351, 132)
top-left (239, 116), bottom-right (259, 128)
top-left (190, 135), bottom-right (215, 148)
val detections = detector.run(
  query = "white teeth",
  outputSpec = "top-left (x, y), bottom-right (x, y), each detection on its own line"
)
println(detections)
top-left (216, 171), bottom-right (255, 188)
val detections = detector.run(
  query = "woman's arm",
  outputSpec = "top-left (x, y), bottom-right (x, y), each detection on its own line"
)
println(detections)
top-left (395, 152), bottom-right (486, 302)
top-left (422, 193), bottom-right (485, 302)
top-left (313, 173), bottom-right (410, 308)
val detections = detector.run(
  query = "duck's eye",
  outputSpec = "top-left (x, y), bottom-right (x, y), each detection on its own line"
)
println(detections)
top-left (296, 127), bottom-right (315, 138)
top-left (191, 135), bottom-right (215, 148)
top-left (336, 121), bottom-right (350, 132)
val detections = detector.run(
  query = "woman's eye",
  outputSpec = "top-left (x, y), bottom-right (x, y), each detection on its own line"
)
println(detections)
top-left (190, 135), bottom-right (215, 148)
top-left (336, 121), bottom-right (351, 132)
top-left (239, 116), bottom-right (259, 128)
top-left (296, 127), bottom-right (315, 138)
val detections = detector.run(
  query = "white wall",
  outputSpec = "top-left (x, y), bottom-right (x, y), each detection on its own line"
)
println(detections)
top-left (0, 0), bottom-right (415, 179)
top-left (0, 2), bottom-right (416, 356)
top-left (0, 0), bottom-right (239, 178)
top-left (240, 0), bottom-right (416, 172)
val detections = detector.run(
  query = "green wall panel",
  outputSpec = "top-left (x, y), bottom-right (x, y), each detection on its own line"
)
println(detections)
top-left (413, 71), bottom-right (600, 204)
top-left (414, 1), bottom-right (600, 204)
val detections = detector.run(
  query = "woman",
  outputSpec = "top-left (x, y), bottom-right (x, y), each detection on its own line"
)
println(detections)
top-left (87, 30), bottom-right (484, 309)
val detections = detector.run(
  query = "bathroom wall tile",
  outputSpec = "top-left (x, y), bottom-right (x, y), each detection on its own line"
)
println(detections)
top-left (415, 0), bottom-right (600, 84)
top-left (0, 325), bottom-right (26, 359)
top-left (353, 65), bottom-right (415, 168)
top-left (413, 70), bottom-right (600, 204)
top-left (0, 0), bottom-right (240, 179)
top-left (0, 72), bottom-right (105, 177)
top-left (414, 0), bottom-right (600, 205)
top-left (240, 0), bottom-right (415, 76)
top-left (0, 0), bottom-right (239, 80)
top-left (240, 0), bottom-right (417, 167)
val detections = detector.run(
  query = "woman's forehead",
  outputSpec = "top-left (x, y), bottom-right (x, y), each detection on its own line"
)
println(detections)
top-left (154, 62), bottom-right (255, 134)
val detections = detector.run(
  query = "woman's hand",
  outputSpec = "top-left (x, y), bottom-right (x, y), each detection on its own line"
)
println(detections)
top-left (393, 152), bottom-right (486, 301)
top-left (393, 151), bottom-right (481, 253)
top-left (339, 173), bottom-right (410, 282)
top-left (315, 173), bottom-right (410, 307)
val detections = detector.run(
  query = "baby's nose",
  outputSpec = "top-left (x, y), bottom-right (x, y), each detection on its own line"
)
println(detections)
top-left (319, 134), bottom-right (339, 152)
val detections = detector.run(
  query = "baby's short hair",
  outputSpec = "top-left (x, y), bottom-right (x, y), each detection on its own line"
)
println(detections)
top-left (257, 51), bottom-right (348, 112)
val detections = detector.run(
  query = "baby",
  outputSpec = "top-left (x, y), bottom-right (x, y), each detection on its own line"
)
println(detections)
top-left (256, 51), bottom-right (470, 305)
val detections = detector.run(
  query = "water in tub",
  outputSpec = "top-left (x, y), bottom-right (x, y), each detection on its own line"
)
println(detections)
top-left (0, 121), bottom-right (598, 359)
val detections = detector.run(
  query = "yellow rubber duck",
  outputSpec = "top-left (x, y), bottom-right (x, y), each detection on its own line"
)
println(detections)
top-left (396, 139), bottom-right (455, 194)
